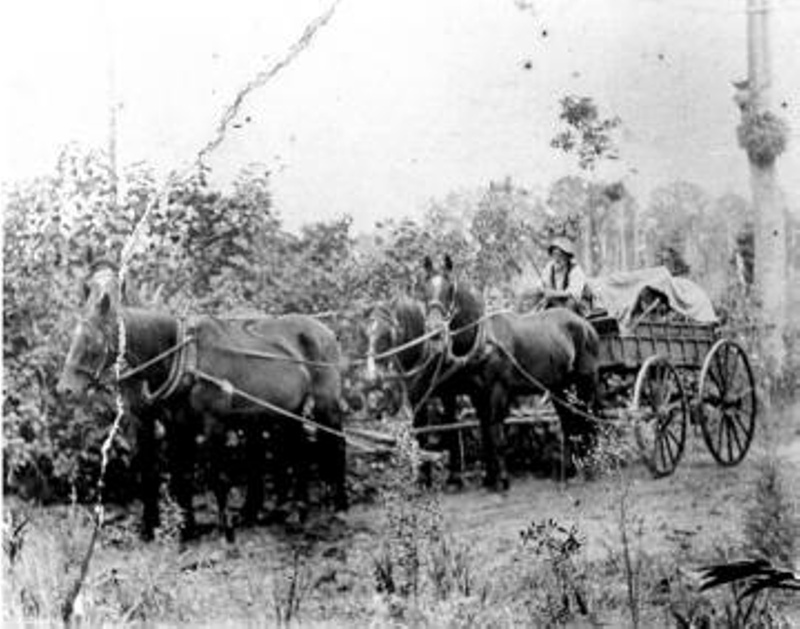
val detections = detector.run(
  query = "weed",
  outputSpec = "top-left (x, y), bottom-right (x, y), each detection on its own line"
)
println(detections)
top-left (371, 418), bottom-right (445, 620)
top-left (2, 504), bottom-right (97, 625)
top-left (520, 518), bottom-right (592, 625)
top-left (744, 456), bottom-right (798, 567)
top-left (272, 543), bottom-right (314, 627)
top-left (428, 533), bottom-right (474, 601)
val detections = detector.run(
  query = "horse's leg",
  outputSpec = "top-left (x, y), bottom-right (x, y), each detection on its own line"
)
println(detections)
top-left (241, 423), bottom-right (266, 526)
top-left (553, 394), bottom-right (594, 478)
top-left (167, 405), bottom-right (197, 541)
top-left (488, 382), bottom-right (511, 491)
top-left (269, 419), bottom-right (292, 524)
top-left (316, 400), bottom-right (348, 513)
top-left (474, 388), bottom-right (502, 490)
top-left (441, 393), bottom-right (464, 489)
top-left (138, 408), bottom-right (161, 541)
top-left (289, 420), bottom-right (310, 525)
top-left (206, 415), bottom-right (235, 543)
top-left (573, 372), bottom-right (599, 452)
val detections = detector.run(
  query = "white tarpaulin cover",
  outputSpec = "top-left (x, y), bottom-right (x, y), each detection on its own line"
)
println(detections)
top-left (588, 266), bottom-right (718, 325)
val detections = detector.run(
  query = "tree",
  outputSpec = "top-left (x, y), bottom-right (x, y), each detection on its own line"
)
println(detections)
top-left (546, 175), bottom-right (626, 275)
top-left (736, 0), bottom-right (791, 374)
top-left (644, 181), bottom-right (711, 277)
top-left (470, 177), bottom-right (546, 291)
top-left (550, 96), bottom-right (624, 274)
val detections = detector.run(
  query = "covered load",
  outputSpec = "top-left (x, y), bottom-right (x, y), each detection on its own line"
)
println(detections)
top-left (588, 266), bottom-right (717, 328)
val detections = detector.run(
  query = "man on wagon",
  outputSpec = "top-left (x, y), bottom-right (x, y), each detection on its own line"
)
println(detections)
top-left (522, 236), bottom-right (592, 314)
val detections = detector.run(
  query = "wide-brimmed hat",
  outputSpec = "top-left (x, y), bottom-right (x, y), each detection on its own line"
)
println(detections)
top-left (548, 236), bottom-right (576, 258)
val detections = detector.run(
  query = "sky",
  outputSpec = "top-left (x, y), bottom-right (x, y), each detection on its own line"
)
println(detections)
top-left (2, 0), bottom-right (799, 234)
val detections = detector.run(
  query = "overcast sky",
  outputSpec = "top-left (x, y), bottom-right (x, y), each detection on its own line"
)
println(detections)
top-left (2, 0), bottom-right (799, 233)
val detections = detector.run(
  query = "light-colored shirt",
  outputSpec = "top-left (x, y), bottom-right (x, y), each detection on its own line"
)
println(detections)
top-left (541, 260), bottom-right (587, 302)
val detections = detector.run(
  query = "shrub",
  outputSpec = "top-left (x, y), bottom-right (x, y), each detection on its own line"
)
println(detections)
top-left (744, 457), bottom-right (798, 567)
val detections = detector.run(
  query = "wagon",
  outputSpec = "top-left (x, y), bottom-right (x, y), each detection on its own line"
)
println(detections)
top-left (586, 266), bottom-right (757, 477)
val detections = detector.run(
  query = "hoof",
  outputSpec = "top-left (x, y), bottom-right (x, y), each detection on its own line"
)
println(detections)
top-left (285, 510), bottom-right (306, 532)
top-left (223, 526), bottom-right (236, 544)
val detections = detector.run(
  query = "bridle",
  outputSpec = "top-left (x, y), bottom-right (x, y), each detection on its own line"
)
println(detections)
top-left (425, 275), bottom-right (460, 323)
top-left (64, 308), bottom-right (189, 404)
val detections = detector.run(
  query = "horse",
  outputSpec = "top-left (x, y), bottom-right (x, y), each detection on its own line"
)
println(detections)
top-left (364, 295), bottom-right (472, 486)
top-left (420, 254), bottom-right (600, 490)
top-left (58, 268), bottom-right (348, 542)
top-left (70, 259), bottom-right (173, 540)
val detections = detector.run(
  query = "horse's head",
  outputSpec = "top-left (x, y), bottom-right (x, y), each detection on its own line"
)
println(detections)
top-left (58, 258), bottom-right (127, 398)
top-left (421, 255), bottom-right (486, 357)
top-left (365, 298), bottom-right (428, 382)
top-left (365, 304), bottom-right (396, 383)
top-left (57, 290), bottom-right (119, 398)
top-left (421, 255), bottom-right (456, 349)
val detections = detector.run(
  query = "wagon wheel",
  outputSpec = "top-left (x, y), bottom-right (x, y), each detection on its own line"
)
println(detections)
top-left (698, 339), bottom-right (757, 466)
top-left (632, 355), bottom-right (689, 478)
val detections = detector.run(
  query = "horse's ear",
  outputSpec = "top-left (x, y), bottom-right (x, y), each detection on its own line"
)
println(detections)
top-left (423, 256), bottom-right (434, 278)
top-left (120, 275), bottom-right (142, 306)
top-left (85, 245), bottom-right (94, 267)
top-left (98, 293), bottom-right (111, 316)
top-left (443, 254), bottom-right (453, 274)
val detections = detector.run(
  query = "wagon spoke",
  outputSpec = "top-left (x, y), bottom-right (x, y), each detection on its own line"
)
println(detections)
top-left (715, 408), bottom-right (726, 454)
top-left (662, 422), bottom-right (680, 457)
top-left (725, 417), bottom-right (737, 463)
top-left (727, 347), bottom-right (741, 387)
top-left (658, 433), bottom-right (671, 470)
top-left (708, 361), bottom-right (726, 396)
top-left (730, 410), bottom-right (753, 442)
top-left (727, 415), bottom-right (744, 459)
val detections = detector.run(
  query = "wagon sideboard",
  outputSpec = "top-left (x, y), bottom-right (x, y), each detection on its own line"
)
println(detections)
top-left (591, 315), bottom-right (718, 371)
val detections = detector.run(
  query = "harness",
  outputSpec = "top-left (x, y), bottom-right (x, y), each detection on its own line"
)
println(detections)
top-left (119, 317), bottom-right (196, 404)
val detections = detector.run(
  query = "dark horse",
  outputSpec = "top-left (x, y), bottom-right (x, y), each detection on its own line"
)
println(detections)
top-left (420, 255), bottom-right (600, 490)
top-left (364, 295), bottom-right (475, 485)
top-left (57, 266), bottom-right (348, 541)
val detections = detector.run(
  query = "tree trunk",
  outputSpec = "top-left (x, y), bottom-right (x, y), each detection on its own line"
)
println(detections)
top-left (751, 161), bottom-right (788, 371)
top-left (745, 0), bottom-right (787, 374)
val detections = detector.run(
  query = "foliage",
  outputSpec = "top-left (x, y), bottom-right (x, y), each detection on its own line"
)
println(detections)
top-left (519, 519), bottom-right (592, 624)
top-left (551, 95), bottom-right (621, 171)
top-left (470, 178), bottom-right (544, 289)
top-left (743, 458), bottom-right (798, 567)
top-left (3, 146), bottom-right (364, 503)
top-left (371, 421), bottom-right (444, 620)
top-left (549, 96), bottom-right (624, 275)
top-left (737, 110), bottom-right (790, 167)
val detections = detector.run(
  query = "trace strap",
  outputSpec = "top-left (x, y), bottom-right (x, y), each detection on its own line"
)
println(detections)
top-left (192, 370), bottom-right (393, 455)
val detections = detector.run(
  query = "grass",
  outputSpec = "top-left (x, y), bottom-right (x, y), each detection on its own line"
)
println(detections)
top-left (4, 399), bottom-right (799, 627)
